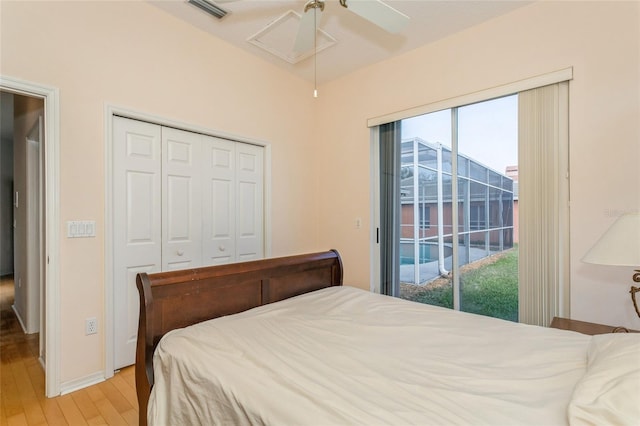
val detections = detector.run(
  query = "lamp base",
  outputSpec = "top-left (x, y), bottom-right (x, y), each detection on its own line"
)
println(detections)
top-left (631, 270), bottom-right (640, 318)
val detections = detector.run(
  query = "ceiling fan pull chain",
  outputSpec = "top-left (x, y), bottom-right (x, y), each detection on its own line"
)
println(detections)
top-left (314, 5), bottom-right (318, 98)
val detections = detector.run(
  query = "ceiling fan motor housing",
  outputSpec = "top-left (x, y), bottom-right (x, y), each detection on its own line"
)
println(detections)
top-left (304, 0), bottom-right (325, 13)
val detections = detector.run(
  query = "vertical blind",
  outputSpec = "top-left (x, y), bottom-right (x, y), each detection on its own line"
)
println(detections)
top-left (518, 82), bottom-right (570, 326)
top-left (379, 122), bottom-right (402, 297)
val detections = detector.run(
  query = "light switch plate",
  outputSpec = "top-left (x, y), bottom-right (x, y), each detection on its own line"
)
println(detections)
top-left (67, 220), bottom-right (96, 238)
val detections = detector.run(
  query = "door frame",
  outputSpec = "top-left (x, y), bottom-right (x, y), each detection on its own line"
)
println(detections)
top-left (104, 104), bottom-right (272, 377)
top-left (25, 117), bottom-right (43, 337)
top-left (0, 75), bottom-right (61, 397)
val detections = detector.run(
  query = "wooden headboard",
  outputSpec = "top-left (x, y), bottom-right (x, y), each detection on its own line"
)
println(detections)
top-left (135, 250), bottom-right (343, 426)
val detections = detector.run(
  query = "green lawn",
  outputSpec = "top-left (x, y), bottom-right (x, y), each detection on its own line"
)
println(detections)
top-left (401, 248), bottom-right (519, 322)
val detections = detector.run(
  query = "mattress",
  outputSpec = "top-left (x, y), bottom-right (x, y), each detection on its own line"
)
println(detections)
top-left (148, 286), bottom-right (639, 425)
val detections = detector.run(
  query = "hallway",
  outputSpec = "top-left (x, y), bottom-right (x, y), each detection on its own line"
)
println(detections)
top-left (0, 276), bottom-right (138, 425)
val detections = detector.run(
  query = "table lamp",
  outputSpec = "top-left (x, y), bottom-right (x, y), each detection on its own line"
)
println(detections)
top-left (582, 212), bottom-right (640, 318)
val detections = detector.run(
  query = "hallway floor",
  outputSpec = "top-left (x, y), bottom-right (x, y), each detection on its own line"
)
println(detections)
top-left (0, 276), bottom-right (138, 425)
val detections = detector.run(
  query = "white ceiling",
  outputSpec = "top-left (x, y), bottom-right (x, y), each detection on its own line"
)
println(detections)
top-left (150, 0), bottom-right (531, 85)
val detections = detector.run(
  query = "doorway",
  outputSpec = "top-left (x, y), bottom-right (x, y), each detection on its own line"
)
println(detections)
top-left (0, 76), bottom-right (60, 398)
top-left (1, 91), bottom-right (45, 353)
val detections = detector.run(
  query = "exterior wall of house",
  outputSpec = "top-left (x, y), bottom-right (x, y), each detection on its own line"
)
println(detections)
top-left (400, 204), bottom-right (510, 246)
top-left (399, 139), bottom-right (515, 285)
top-left (506, 166), bottom-right (519, 245)
top-left (316, 1), bottom-right (640, 329)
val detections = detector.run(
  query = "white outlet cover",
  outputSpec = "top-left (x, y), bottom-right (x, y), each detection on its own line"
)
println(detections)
top-left (85, 317), bottom-right (98, 335)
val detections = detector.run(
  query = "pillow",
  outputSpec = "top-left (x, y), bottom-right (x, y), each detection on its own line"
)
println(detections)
top-left (568, 333), bottom-right (640, 426)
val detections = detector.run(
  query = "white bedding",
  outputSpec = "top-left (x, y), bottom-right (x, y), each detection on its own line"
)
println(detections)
top-left (149, 286), bottom-right (637, 426)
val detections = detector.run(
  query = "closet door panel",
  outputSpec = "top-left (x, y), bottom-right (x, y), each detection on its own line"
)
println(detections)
top-left (113, 117), bottom-right (162, 369)
top-left (162, 127), bottom-right (202, 270)
top-left (202, 136), bottom-right (236, 265)
top-left (236, 144), bottom-right (264, 261)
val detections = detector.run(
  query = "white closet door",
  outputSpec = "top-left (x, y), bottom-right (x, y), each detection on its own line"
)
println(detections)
top-left (201, 136), bottom-right (236, 265)
top-left (113, 118), bottom-right (265, 369)
top-left (113, 117), bottom-right (162, 369)
top-left (162, 127), bottom-right (202, 271)
top-left (236, 143), bottom-right (264, 261)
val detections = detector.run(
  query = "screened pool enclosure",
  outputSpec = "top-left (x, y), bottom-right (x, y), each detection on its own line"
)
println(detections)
top-left (400, 138), bottom-right (515, 285)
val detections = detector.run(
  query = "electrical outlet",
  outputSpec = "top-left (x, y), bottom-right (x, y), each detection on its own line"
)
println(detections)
top-left (86, 317), bottom-right (98, 335)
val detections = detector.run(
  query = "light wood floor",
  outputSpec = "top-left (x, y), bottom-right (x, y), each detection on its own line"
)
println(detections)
top-left (0, 276), bottom-right (139, 425)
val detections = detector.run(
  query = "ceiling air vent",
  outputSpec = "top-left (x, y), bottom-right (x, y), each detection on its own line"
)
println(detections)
top-left (187, 0), bottom-right (228, 19)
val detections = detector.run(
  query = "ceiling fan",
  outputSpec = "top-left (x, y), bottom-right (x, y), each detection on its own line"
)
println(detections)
top-left (294, 0), bottom-right (410, 53)
top-left (187, 0), bottom-right (410, 52)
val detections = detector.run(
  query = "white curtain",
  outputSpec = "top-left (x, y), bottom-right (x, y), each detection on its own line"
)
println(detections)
top-left (518, 82), bottom-right (570, 326)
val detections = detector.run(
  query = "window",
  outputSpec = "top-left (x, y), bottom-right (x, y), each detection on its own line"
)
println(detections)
top-left (469, 203), bottom-right (485, 231)
top-left (419, 206), bottom-right (431, 229)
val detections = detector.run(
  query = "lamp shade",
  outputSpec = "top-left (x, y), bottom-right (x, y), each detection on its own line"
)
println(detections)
top-left (582, 213), bottom-right (640, 266)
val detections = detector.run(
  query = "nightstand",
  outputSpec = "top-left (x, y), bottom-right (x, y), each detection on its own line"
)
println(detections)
top-left (550, 317), bottom-right (638, 335)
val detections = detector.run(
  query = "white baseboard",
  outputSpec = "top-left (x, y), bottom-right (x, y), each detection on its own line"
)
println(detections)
top-left (11, 304), bottom-right (39, 335)
top-left (60, 371), bottom-right (105, 395)
top-left (11, 304), bottom-right (28, 334)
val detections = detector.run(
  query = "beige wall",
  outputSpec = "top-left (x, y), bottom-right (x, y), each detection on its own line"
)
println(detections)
top-left (1, 1), bottom-right (322, 384)
top-left (2, 0), bottom-right (639, 388)
top-left (316, 1), bottom-right (640, 329)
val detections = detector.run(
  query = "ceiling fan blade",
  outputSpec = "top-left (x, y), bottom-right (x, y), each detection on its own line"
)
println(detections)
top-left (294, 8), bottom-right (319, 53)
top-left (342, 0), bottom-right (409, 34)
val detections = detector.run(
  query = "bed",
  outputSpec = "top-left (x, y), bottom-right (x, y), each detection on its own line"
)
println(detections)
top-left (135, 250), bottom-right (640, 426)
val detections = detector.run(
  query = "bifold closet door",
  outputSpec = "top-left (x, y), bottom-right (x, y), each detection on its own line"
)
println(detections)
top-left (201, 136), bottom-right (235, 264)
top-left (113, 117), bottom-right (162, 369)
top-left (235, 142), bottom-right (264, 261)
top-left (113, 117), bottom-right (265, 368)
top-left (201, 136), bottom-right (264, 265)
top-left (161, 127), bottom-right (202, 270)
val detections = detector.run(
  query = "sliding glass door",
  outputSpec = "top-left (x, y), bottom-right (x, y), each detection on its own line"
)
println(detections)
top-left (383, 95), bottom-right (519, 321)
top-left (398, 110), bottom-right (454, 307)
top-left (456, 97), bottom-right (518, 320)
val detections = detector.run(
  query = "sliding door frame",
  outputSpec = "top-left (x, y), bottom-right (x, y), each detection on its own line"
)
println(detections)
top-left (370, 68), bottom-right (573, 311)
